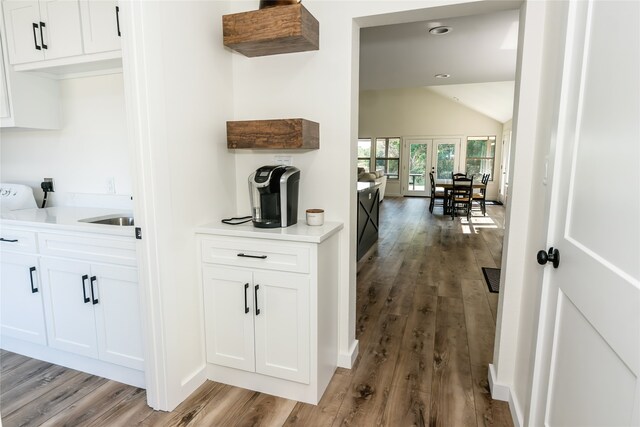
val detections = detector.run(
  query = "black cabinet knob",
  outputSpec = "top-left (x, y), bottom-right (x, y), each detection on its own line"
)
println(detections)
top-left (537, 247), bottom-right (560, 268)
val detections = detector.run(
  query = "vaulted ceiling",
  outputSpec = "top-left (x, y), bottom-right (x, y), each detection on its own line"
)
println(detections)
top-left (360, 8), bottom-right (520, 123)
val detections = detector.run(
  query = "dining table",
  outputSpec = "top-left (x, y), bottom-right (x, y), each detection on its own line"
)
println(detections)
top-left (435, 179), bottom-right (486, 215)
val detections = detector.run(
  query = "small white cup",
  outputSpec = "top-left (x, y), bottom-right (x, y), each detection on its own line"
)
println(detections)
top-left (306, 209), bottom-right (324, 226)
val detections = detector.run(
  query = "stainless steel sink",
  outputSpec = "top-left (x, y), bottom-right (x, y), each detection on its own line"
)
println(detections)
top-left (79, 215), bottom-right (135, 226)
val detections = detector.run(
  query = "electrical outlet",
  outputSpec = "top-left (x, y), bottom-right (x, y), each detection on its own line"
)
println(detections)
top-left (274, 155), bottom-right (293, 166)
top-left (106, 177), bottom-right (116, 194)
top-left (41, 178), bottom-right (54, 193)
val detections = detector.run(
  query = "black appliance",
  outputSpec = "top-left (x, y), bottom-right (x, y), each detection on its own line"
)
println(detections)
top-left (249, 165), bottom-right (300, 228)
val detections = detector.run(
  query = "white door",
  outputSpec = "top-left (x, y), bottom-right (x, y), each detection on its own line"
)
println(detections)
top-left (2, 1), bottom-right (45, 64)
top-left (402, 138), bottom-right (432, 197)
top-left (202, 265), bottom-right (255, 372)
top-left (40, 257), bottom-right (98, 358)
top-left (433, 138), bottom-right (462, 182)
top-left (79, 0), bottom-right (121, 54)
top-left (93, 263), bottom-right (144, 370)
top-left (254, 270), bottom-right (309, 384)
top-left (39, 0), bottom-right (83, 60)
top-left (0, 252), bottom-right (47, 345)
top-left (533, 2), bottom-right (639, 425)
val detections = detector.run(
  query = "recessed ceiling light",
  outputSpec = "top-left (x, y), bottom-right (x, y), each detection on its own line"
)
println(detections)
top-left (435, 73), bottom-right (451, 79)
top-left (429, 26), bottom-right (452, 35)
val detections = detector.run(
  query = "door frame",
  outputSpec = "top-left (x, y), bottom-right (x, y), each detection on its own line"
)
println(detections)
top-left (498, 129), bottom-right (512, 204)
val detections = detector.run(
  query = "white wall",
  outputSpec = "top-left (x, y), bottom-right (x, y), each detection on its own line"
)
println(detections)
top-left (121, 0), bottom-right (235, 410)
top-left (229, 0), bottom-right (523, 370)
top-left (0, 74), bottom-right (131, 208)
top-left (359, 87), bottom-right (505, 199)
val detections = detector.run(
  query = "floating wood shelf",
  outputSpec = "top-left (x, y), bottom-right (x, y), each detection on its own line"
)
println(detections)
top-left (222, 4), bottom-right (319, 57)
top-left (227, 119), bottom-right (319, 149)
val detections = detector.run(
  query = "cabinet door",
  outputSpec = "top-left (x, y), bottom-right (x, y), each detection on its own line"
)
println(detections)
top-left (203, 265), bottom-right (255, 372)
top-left (39, 0), bottom-right (83, 60)
top-left (3, 1), bottom-right (45, 64)
top-left (254, 270), bottom-right (309, 384)
top-left (0, 41), bottom-right (10, 119)
top-left (0, 252), bottom-right (47, 345)
top-left (40, 257), bottom-right (98, 358)
top-left (79, 0), bottom-right (120, 54)
top-left (92, 263), bottom-right (144, 370)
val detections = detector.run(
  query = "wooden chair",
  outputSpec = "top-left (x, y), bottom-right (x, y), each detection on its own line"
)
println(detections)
top-left (451, 175), bottom-right (473, 220)
top-left (429, 172), bottom-right (445, 213)
top-left (472, 173), bottom-right (490, 216)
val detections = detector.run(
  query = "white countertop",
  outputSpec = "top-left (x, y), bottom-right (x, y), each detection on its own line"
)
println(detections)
top-left (1, 207), bottom-right (135, 237)
top-left (357, 182), bottom-right (380, 193)
top-left (196, 220), bottom-right (343, 244)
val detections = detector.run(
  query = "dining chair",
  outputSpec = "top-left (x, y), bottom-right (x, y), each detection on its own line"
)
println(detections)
top-left (429, 172), bottom-right (445, 213)
top-left (452, 172), bottom-right (467, 180)
top-left (472, 173), bottom-right (490, 216)
top-left (451, 175), bottom-right (473, 220)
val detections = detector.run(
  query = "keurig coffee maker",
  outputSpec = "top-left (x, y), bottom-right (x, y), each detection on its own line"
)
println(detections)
top-left (249, 165), bottom-right (300, 228)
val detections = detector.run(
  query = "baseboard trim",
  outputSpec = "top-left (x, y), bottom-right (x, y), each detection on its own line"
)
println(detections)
top-left (488, 363), bottom-right (523, 427)
top-left (337, 339), bottom-right (359, 368)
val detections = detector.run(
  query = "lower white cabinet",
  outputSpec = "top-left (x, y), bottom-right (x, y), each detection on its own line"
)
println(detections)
top-left (0, 252), bottom-right (47, 345)
top-left (203, 265), bottom-right (309, 384)
top-left (197, 222), bottom-right (343, 404)
top-left (39, 257), bottom-right (144, 371)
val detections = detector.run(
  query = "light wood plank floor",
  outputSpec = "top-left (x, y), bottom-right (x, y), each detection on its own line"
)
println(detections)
top-left (0, 196), bottom-right (512, 427)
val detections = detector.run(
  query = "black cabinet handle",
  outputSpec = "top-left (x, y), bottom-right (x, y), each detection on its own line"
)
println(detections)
top-left (90, 276), bottom-right (98, 305)
top-left (0, 238), bottom-right (18, 243)
top-left (237, 253), bottom-right (267, 260)
top-left (244, 283), bottom-right (250, 314)
top-left (39, 22), bottom-right (47, 49)
top-left (81, 274), bottom-right (90, 303)
top-left (115, 6), bottom-right (121, 37)
top-left (32, 23), bottom-right (41, 50)
top-left (254, 285), bottom-right (260, 315)
top-left (29, 267), bottom-right (38, 293)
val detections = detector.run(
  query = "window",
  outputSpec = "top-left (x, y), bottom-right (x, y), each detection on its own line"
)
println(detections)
top-left (357, 138), bottom-right (372, 171)
top-left (466, 136), bottom-right (496, 180)
top-left (375, 137), bottom-right (400, 179)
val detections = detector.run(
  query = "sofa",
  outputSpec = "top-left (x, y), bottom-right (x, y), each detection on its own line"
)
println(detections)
top-left (357, 168), bottom-right (387, 201)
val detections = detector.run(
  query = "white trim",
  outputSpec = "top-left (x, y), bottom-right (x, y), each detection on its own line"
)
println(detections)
top-left (488, 363), bottom-right (523, 427)
top-left (488, 363), bottom-right (510, 401)
top-left (337, 339), bottom-right (359, 368)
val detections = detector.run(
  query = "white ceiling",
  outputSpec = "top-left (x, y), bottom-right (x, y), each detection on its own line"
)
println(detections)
top-left (360, 8), bottom-right (520, 123)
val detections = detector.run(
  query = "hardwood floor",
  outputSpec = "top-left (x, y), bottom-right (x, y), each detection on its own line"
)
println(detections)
top-left (0, 197), bottom-right (512, 427)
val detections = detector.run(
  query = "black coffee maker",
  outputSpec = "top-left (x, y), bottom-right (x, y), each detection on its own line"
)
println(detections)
top-left (249, 165), bottom-right (300, 228)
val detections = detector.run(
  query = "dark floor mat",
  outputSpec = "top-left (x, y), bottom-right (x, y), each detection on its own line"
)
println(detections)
top-left (482, 267), bottom-right (501, 293)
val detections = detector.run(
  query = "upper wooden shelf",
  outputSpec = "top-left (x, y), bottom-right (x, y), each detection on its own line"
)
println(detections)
top-left (222, 4), bottom-right (319, 57)
top-left (227, 119), bottom-right (319, 149)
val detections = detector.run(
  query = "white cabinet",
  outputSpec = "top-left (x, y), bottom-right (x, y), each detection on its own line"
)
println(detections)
top-left (39, 258), bottom-right (143, 370)
top-left (197, 223), bottom-right (342, 405)
top-left (203, 265), bottom-right (309, 384)
top-left (3, 0), bottom-right (83, 64)
top-left (39, 242), bottom-right (143, 370)
top-left (0, 251), bottom-right (47, 345)
top-left (0, 2), bottom-right (60, 129)
top-left (79, 0), bottom-right (121, 54)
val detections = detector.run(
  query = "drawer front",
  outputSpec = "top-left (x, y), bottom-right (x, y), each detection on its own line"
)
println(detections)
top-left (38, 232), bottom-right (137, 266)
top-left (200, 237), bottom-right (310, 274)
top-left (0, 228), bottom-right (38, 253)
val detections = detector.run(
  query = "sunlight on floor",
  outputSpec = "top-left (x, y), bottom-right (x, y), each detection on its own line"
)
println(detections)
top-left (461, 215), bottom-right (497, 234)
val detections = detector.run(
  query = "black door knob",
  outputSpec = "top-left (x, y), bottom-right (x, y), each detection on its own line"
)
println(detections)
top-left (537, 247), bottom-right (560, 268)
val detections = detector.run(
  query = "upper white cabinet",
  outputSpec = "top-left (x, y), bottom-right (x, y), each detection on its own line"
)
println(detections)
top-left (1, 0), bottom-right (121, 73)
top-left (0, 12), bottom-right (60, 129)
top-left (3, 0), bottom-right (83, 64)
top-left (79, 0), bottom-right (120, 54)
